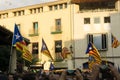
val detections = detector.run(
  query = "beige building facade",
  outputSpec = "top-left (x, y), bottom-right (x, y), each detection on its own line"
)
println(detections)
top-left (0, 0), bottom-right (120, 69)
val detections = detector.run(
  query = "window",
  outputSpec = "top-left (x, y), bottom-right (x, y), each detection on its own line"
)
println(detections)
top-left (59, 4), bottom-right (63, 9)
top-left (55, 40), bottom-right (63, 60)
top-left (40, 7), bottom-right (43, 12)
top-left (94, 17), bottom-right (100, 24)
top-left (79, 1), bottom-right (115, 11)
top-left (30, 9), bottom-right (32, 14)
top-left (54, 5), bottom-right (58, 10)
top-left (32, 42), bottom-right (38, 54)
top-left (33, 22), bottom-right (38, 34)
top-left (84, 18), bottom-right (90, 24)
top-left (88, 33), bottom-right (107, 50)
top-left (49, 6), bottom-right (52, 11)
top-left (22, 10), bottom-right (24, 15)
top-left (104, 16), bottom-right (110, 23)
top-left (64, 3), bottom-right (67, 8)
top-left (55, 19), bottom-right (61, 31)
top-left (38, 8), bottom-right (40, 13)
top-left (6, 13), bottom-right (8, 18)
top-left (34, 9), bottom-right (36, 13)
top-left (18, 11), bottom-right (21, 16)
top-left (13, 12), bottom-right (16, 16)
top-left (55, 40), bottom-right (62, 53)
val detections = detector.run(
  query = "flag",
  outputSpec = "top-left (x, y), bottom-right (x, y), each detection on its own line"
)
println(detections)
top-left (22, 47), bottom-right (33, 62)
top-left (49, 62), bottom-right (55, 71)
top-left (86, 42), bottom-right (102, 69)
top-left (12, 24), bottom-right (26, 52)
top-left (111, 34), bottom-right (120, 48)
top-left (12, 24), bottom-right (32, 62)
top-left (41, 38), bottom-right (54, 61)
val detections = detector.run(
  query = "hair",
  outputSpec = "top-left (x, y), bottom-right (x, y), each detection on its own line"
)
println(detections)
top-left (22, 73), bottom-right (36, 80)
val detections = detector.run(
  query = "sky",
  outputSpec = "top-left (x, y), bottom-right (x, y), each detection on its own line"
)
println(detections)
top-left (0, 0), bottom-right (56, 10)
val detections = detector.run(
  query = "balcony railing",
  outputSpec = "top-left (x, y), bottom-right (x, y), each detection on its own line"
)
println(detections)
top-left (51, 26), bottom-right (62, 34)
top-left (79, 8), bottom-right (117, 13)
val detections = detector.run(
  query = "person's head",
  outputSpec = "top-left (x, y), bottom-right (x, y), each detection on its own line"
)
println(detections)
top-left (0, 74), bottom-right (8, 80)
top-left (22, 73), bottom-right (36, 80)
top-left (8, 74), bottom-right (14, 80)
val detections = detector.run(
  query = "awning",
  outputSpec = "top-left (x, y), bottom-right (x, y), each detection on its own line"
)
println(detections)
top-left (0, 25), bottom-right (30, 45)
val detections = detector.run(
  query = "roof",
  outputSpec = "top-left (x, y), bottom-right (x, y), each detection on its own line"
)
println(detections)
top-left (71, 0), bottom-right (118, 3)
top-left (0, 25), bottom-right (30, 45)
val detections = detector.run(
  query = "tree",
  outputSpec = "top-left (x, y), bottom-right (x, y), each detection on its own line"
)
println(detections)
top-left (0, 45), bottom-right (11, 72)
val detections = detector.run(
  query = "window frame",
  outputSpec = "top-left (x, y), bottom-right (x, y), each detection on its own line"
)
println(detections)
top-left (104, 16), bottom-right (110, 23)
top-left (55, 18), bottom-right (61, 31)
top-left (32, 42), bottom-right (39, 54)
top-left (33, 22), bottom-right (38, 34)
top-left (94, 17), bottom-right (100, 24)
top-left (49, 6), bottom-right (53, 11)
top-left (55, 40), bottom-right (62, 53)
top-left (59, 4), bottom-right (63, 9)
top-left (87, 33), bottom-right (108, 50)
top-left (54, 5), bottom-right (58, 10)
top-left (84, 18), bottom-right (90, 24)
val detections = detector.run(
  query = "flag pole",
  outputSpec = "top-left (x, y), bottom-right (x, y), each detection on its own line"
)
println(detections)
top-left (8, 25), bottom-right (17, 73)
top-left (8, 45), bottom-right (13, 73)
top-left (8, 46), bottom-right (17, 73)
top-left (112, 47), bottom-right (114, 63)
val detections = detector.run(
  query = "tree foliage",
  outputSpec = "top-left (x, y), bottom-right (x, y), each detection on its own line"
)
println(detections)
top-left (0, 45), bottom-right (11, 72)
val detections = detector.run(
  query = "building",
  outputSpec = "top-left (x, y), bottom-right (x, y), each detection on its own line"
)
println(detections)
top-left (0, 0), bottom-right (120, 69)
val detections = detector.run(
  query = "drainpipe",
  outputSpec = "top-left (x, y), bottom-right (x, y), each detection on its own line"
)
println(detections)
top-left (68, 0), bottom-right (75, 68)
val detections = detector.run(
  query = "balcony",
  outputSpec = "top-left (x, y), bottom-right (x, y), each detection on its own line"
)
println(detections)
top-left (28, 28), bottom-right (39, 37)
top-left (51, 26), bottom-right (62, 34)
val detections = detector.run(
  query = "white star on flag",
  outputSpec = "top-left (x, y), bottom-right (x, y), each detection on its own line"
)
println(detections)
top-left (15, 33), bottom-right (20, 40)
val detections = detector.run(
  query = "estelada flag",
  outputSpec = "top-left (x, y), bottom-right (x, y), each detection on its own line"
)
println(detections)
top-left (111, 34), bottom-right (120, 48)
top-left (41, 38), bottom-right (54, 61)
top-left (86, 42), bottom-right (102, 69)
top-left (12, 24), bottom-right (32, 62)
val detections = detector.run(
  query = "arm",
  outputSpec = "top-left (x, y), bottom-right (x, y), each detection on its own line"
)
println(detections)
top-left (59, 70), bottom-right (66, 80)
top-left (108, 64), bottom-right (120, 80)
top-left (88, 63), bottom-right (100, 80)
top-left (75, 69), bottom-right (83, 80)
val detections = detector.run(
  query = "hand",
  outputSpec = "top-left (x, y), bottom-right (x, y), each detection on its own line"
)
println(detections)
top-left (108, 64), bottom-right (120, 80)
top-left (75, 69), bottom-right (83, 80)
top-left (88, 63), bottom-right (100, 80)
top-left (59, 70), bottom-right (66, 80)
top-left (49, 71), bottom-right (60, 80)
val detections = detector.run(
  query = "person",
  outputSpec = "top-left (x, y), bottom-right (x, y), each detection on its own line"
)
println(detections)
top-left (49, 71), bottom-right (60, 80)
top-left (22, 73), bottom-right (36, 80)
top-left (108, 64), bottom-right (120, 80)
top-left (87, 63), bottom-right (120, 80)
top-left (0, 72), bottom-right (8, 80)
top-left (8, 74), bottom-right (14, 80)
top-left (59, 69), bottom-right (83, 80)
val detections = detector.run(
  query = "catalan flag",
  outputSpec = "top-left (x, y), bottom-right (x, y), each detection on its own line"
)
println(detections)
top-left (41, 38), bottom-right (54, 61)
top-left (12, 24), bottom-right (32, 62)
top-left (86, 42), bottom-right (102, 69)
top-left (111, 34), bottom-right (120, 48)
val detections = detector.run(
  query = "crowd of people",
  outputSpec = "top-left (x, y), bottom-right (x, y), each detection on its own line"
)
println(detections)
top-left (0, 63), bottom-right (120, 80)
